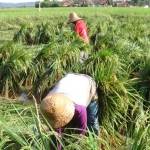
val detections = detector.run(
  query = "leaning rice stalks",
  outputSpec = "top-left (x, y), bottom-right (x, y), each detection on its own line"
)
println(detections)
top-left (0, 42), bottom-right (34, 97)
top-left (84, 50), bottom-right (143, 132)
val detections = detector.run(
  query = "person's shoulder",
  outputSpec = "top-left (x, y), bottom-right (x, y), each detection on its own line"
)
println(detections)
top-left (76, 20), bottom-right (86, 25)
top-left (79, 73), bottom-right (93, 79)
top-left (64, 73), bottom-right (94, 81)
top-left (71, 73), bottom-right (93, 80)
top-left (79, 19), bottom-right (85, 23)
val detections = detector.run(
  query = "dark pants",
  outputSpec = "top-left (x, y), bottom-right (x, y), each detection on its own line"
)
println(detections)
top-left (87, 100), bottom-right (100, 135)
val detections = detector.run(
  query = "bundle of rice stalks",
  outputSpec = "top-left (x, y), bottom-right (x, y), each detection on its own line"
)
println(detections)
top-left (126, 109), bottom-right (150, 150)
top-left (83, 50), bottom-right (142, 132)
top-left (0, 42), bottom-right (34, 97)
top-left (13, 23), bottom-right (34, 45)
top-left (34, 23), bottom-right (52, 44)
top-left (90, 20), bottom-right (118, 51)
top-left (135, 50), bottom-right (150, 107)
top-left (32, 36), bottom-right (89, 101)
top-left (13, 23), bottom-right (55, 45)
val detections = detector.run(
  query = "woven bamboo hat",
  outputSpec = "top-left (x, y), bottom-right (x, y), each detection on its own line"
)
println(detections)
top-left (68, 12), bottom-right (82, 23)
top-left (40, 93), bottom-right (75, 129)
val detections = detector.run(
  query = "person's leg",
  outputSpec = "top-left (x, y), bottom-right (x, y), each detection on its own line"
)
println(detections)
top-left (87, 100), bottom-right (100, 135)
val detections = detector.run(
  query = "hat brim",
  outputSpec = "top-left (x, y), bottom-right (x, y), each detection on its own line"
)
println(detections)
top-left (68, 17), bottom-right (82, 23)
top-left (40, 94), bottom-right (75, 129)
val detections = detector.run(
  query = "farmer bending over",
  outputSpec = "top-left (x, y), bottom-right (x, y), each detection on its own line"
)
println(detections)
top-left (68, 12), bottom-right (89, 44)
top-left (40, 73), bottom-right (100, 149)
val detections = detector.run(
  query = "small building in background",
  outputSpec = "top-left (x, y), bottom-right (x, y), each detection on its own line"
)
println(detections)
top-left (61, 0), bottom-right (73, 7)
top-left (112, 0), bottom-right (131, 7)
top-left (62, 0), bottom-right (109, 6)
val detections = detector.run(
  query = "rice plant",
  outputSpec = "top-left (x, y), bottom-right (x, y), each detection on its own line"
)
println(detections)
top-left (0, 42), bottom-right (34, 97)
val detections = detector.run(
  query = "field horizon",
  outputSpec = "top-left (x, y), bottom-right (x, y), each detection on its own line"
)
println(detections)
top-left (0, 7), bottom-right (150, 19)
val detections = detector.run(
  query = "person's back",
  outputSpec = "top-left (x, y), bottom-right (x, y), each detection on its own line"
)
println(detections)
top-left (74, 20), bottom-right (89, 43)
top-left (48, 73), bottom-right (96, 106)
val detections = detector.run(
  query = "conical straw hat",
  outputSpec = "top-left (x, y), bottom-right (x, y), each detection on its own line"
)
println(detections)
top-left (40, 93), bottom-right (75, 129)
top-left (68, 12), bottom-right (82, 23)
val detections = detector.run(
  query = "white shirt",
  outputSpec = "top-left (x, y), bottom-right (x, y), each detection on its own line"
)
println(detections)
top-left (48, 73), bottom-right (97, 107)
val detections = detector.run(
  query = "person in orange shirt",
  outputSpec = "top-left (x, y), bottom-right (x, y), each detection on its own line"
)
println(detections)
top-left (68, 12), bottom-right (89, 44)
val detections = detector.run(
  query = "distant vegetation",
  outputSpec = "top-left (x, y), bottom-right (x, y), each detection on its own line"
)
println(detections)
top-left (35, 1), bottom-right (60, 8)
top-left (34, 0), bottom-right (150, 7)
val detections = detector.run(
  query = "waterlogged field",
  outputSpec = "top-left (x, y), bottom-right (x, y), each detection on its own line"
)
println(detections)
top-left (0, 7), bottom-right (150, 149)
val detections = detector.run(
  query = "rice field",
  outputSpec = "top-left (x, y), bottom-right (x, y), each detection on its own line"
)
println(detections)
top-left (0, 7), bottom-right (150, 150)
top-left (0, 7), bottom-right (150, 18)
